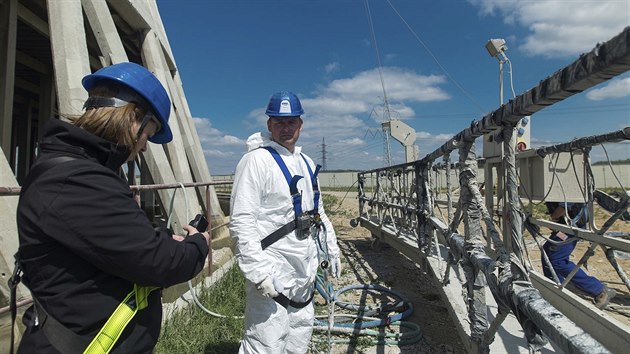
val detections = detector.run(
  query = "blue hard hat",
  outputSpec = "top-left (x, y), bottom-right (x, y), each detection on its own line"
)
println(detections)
top-left (82, 62), bottom-right (173, 144)
top-left (265, 90), bottom-right (304, 117)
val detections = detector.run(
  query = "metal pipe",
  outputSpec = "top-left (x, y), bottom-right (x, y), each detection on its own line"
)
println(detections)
top-left (0, 180), bottom-right (232, 196)
top-left (536, 127), bottom-right (630, 158)
top-left (205, 186), bottom-right (213, 275)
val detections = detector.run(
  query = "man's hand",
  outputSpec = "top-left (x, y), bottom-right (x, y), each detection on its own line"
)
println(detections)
top-left (256, 277), bottom-right (279, 298)
top-left (329, 256), bottom-right (342, 278)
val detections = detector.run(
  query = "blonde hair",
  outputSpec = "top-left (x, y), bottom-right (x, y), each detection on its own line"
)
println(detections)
top-left (69, 84), bottom-right (147, 147)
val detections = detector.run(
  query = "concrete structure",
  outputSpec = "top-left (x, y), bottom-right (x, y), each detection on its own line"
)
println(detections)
top-left (0, 1), bottom-right (231, 350)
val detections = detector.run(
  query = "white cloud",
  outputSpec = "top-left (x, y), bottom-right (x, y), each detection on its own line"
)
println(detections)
top-left (193, 117), bottom-right (243, 147)
top-left (339, 137), bottom-right (365, 146)
top-left (384, 53), bottom-right (397, 62)
top-left (203, 149), bottom-right (235, 158)
top-left (413, 131), bottom-right (456, 158)
top-left (324, 62), bottom-right (340, 74)
top-left (191, 117), bottom-right (247, 175)
top-left (303, 67), bottom-right (449, 127)
top-left (322, 67), bottom-right (449, 103)
top-left (200, 67), bottom-right (452, 173)
top-left (468, 0), bottom-right (628, 57)
top-left (417, 131), bottom-right (453, 142)
top-left (586, 77), bottom-right (630, 101)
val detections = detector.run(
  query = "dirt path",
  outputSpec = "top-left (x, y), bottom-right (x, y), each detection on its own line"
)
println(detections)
top-left (315, 190), bottom-right (630, 353)
top-left (313, 191), bottom-right (466, 353)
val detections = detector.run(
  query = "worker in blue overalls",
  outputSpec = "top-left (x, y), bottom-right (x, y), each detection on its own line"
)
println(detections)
top-left (229, 91), bottom-right (342, 353)
top-left (541, 202), bottom-right (615, 309)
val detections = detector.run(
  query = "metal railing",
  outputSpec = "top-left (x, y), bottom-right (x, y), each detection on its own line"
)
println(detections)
top-left (0, 179), bottom-right (233, 317)
top-left (355, 27), bottom-right (630, 354)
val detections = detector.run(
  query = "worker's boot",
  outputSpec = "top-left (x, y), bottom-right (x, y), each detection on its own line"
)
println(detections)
top-left (594, 286), bottom-right (616, 309)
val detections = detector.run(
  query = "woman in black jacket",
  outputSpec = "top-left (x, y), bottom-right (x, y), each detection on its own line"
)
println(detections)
top-left (16, 62), bottom-right (210, 353)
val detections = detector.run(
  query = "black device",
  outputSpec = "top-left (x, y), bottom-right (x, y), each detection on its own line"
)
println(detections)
top-left (189, 214), bottom-right (209, 233)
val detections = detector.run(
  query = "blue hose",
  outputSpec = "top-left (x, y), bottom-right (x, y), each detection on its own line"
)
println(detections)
top-left (314, 278), bottom-right (413, 329)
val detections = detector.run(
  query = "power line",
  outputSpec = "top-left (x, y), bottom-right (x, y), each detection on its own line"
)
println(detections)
top-left (385, 0), bottom-right (487, 115)
top-left (364, 0), bottom-right (393, 167)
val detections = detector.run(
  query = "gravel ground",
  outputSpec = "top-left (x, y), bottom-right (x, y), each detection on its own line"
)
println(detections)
top-left (308, 191), bottom-right (467, 354)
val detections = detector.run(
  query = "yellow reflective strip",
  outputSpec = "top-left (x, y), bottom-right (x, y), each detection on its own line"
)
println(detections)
top-left (83, 285), bottom-right (157, 354)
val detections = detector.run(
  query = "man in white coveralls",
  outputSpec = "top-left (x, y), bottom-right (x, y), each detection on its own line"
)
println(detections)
top-left (230, 90), bottom-right (342, 353)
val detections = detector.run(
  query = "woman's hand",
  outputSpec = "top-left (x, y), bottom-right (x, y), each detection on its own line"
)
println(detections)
top-left (182, 224), bottom-right (211, 244)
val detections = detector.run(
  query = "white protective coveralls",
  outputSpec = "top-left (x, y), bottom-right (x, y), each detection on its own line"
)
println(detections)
top-left (230, 132), bottom-right (340, 354)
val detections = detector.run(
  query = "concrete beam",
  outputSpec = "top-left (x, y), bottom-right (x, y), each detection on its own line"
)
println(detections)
top-left (141, 29), bottom-right (201, 225)
top-left (16, 50), bottom-right (48, 74)
top-left (0, 0), bottom-right (17, 161)
top-left (47, 0), bottom-right (90, 118)
top-left (17, 2), bottom-right (49, 37)
top-left (145, 0), bottom-right (176, 63)
top-left (81, 0), bottom-right (128, 66)
top-left (107, 0), bottom-right (152, 30)
top-left (531, 271), bottom-right (630, 354)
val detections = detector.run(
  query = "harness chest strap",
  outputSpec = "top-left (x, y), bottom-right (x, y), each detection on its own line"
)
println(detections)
top-left (259, 146), bottom-right (321, 250)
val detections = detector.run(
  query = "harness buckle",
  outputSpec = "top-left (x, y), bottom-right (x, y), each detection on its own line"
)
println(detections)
top-left (295, 213), bottom-right (313, 240)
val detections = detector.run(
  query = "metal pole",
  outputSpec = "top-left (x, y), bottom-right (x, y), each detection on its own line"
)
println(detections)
top-left (499, 60), bottom-right (504, 106)
top-left (205, 186), bottom-right (213, 275)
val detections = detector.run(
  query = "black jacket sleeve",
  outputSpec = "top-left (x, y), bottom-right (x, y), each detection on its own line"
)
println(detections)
top-left (40, 164), bottom-right (208, 287)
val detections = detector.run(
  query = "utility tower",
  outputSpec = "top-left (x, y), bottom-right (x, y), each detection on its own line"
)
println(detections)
top-left (382, 120), bottom-right (392, 167)
top-left (321, 137), bottom-right (327, 171)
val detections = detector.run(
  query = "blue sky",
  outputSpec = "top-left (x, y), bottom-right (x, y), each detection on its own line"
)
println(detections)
top-left (156, 0), bottom-right (630, 175)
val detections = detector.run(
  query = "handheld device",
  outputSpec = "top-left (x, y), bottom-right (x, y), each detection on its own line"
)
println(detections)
top-left (189, 214), bottom-right (209, 233)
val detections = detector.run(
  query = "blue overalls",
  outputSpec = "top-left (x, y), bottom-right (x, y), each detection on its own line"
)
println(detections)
top-left (541, 207), bottom-right (604, 297)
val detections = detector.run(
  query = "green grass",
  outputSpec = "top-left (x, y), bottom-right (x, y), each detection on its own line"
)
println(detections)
top-left (156, 193), bottom-right (349, 353)
top-left (155, 265), bottom-right (246, 354)
top-left (321, 194), bottom-right (340, 214)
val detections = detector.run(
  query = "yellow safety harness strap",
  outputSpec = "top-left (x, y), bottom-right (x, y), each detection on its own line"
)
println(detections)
top-left (83, 285), bottom-right (158, 354)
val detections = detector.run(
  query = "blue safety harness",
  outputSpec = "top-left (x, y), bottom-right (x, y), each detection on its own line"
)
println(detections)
top-left (260, 146), bottom-right (321, 250)
top-left (260, 146), bottom-right (323, 309)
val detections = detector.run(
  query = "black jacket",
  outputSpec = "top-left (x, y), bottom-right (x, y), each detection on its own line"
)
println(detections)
top-left (17, 119), bottom-right (209, 353)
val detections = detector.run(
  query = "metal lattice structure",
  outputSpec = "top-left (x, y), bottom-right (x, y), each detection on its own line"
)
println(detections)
top-left (355, 27), bottom-right (630, 353)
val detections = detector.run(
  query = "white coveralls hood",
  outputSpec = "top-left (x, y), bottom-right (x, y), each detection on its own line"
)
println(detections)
top-left (230, 132), bottom-right (340, 353)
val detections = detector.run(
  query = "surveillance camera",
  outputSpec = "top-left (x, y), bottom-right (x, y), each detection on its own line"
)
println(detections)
top-left (485, 38), bottom-right (507, 58)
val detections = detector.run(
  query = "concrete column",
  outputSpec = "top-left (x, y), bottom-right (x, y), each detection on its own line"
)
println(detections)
top-left (0, 0), bottom-right (17, 161)
top-left (47, 0), bottom-right (90, 119)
